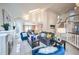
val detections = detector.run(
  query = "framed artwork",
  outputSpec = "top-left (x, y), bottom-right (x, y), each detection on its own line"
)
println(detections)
top-left (2, 9), bottom-right (12, 24)
top-left (2, 9), bottom-right (14, 30)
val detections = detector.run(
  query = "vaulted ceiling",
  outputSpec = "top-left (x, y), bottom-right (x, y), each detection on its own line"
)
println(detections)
top-left (0, 3), bottom-right (75, 18)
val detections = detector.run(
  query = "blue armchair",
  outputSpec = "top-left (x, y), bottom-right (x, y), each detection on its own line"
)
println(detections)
top-left (20, 32), bottom-right (29, 41)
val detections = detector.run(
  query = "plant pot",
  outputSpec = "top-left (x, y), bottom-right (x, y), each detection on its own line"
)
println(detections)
top-left (1, 23), bottom-right (10, 31)
top-left (4, 26), bottom-right (9, 31)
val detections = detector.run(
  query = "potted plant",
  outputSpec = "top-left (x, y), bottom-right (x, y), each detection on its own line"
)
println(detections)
top-left (1, 23), bottom-right (10, 31)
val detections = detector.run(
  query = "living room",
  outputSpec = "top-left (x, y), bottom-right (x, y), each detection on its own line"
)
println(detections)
top-left (0, 3), bottom-right (79, 55)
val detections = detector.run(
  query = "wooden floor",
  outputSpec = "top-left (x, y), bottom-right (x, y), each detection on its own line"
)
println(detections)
top-left (65, 42), bottom-right (79, 55)
top-left (10, 39), bottom-right (46, 55)
top-left (10, 39), bottom-right (79, 55)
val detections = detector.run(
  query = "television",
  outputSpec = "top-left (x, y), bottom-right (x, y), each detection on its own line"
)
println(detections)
top-left (50, 25), bottom-right (55, 28)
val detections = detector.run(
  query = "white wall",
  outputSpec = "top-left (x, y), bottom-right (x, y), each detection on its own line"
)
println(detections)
top-left (46, 9), bottom-right (58, 32)
top-left (15, 19), bottom-right (24, 33)
top-left (0, 17), bottom-right (3, 30)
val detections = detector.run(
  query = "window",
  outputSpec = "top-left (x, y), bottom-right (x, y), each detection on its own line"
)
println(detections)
top-left (24, 25), bottom-right (32, 32)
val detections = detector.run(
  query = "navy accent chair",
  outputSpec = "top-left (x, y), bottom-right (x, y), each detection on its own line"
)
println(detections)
top-left (20, 32), bottom-right (29, 41)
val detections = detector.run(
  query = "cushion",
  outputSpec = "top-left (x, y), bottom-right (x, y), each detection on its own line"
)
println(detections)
top-left (22, 33), bottom-right (27, 37)
top-left (47, 34), bottom-right (52, 38)
top-left (41, 33), bottom-right (46, 37)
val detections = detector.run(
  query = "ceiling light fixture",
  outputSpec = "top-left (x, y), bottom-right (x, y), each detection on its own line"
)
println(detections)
top-left (29, 8), bottom-right (40, 13)
top-left (23, 14), bottom-right (29, 20)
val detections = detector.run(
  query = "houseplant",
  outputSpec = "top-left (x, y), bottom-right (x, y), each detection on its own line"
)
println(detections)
top-left (1, 23), bottom-right (10, 30)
